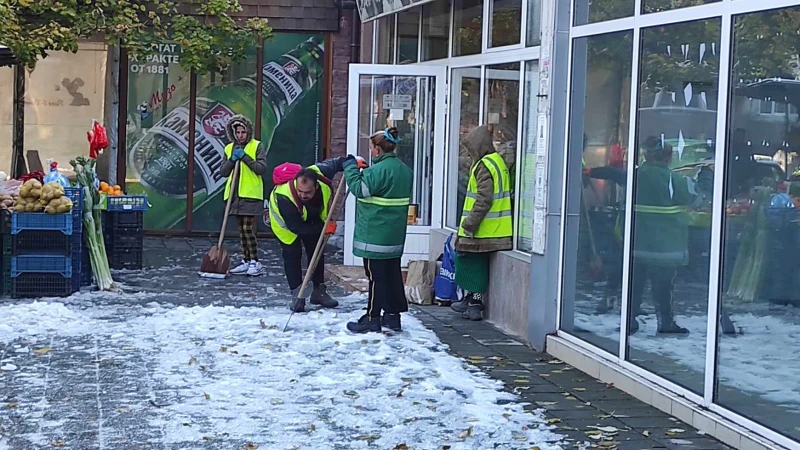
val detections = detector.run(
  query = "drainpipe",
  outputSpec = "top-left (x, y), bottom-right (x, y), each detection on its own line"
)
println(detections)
top-left (335, 0), bottom-right (361, 63)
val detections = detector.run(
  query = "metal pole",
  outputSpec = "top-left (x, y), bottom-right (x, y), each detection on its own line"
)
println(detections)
top-left (11, 63), bottom-right (26, 178)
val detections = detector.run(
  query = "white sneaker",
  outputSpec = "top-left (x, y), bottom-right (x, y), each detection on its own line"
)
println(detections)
top-left (246, 260), bottom-right (263, 277)
top-left (229, 260), bottom-right (249, 275)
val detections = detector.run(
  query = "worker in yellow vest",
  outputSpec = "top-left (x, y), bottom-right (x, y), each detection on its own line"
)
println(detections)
top-left (269, 157), bottom-right (350, 312)
top-left (219, 115), bottom-right (268, 277)
top-left (450, 125), bottom-right (513, 321)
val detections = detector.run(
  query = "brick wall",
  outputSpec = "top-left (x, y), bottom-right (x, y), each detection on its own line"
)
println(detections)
top-left (329, 11), bottom-right (355, 159)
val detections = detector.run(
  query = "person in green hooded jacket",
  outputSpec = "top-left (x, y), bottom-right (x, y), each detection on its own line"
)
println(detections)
top-left (342, 127), bottom-right (413, 333)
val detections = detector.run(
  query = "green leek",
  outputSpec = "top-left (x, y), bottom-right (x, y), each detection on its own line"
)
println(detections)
top-left (70, 156), bottom-right (114, 290)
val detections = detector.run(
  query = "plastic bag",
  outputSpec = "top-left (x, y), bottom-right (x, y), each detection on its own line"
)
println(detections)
top-left (272, 162), bottom-right (302, 185)
top-left (434, 234), bottom-right (459, 303)
top-left (405, 260), bottom-right (436, 305)
top-left (43, 161), bottom-right (71, 188)
top-left (87, 120), bottom-right (109, 159)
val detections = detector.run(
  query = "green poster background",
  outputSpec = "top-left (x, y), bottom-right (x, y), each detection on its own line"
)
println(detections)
top-left (124, 33), bottom-right (324, 231)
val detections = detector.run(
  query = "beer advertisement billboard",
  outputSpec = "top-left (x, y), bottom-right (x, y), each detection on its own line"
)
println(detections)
top-left (356, 0), bottom-right (437, 22)
top-left (125, 33), bottom-right (324, 231)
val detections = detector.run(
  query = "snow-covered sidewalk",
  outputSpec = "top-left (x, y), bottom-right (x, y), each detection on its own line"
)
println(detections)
top-left (0, 292), bottom-right (564, 450)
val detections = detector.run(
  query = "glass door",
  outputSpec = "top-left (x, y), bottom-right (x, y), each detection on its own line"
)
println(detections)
top-left (344, 64), bottom-right (447, 266)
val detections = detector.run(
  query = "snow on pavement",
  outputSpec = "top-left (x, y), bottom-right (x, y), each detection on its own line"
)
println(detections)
top-left (0, 293), bottom-right (564, 449)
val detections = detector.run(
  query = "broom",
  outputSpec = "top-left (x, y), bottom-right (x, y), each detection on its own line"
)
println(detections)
top-left (199, 161), bottom-right (240, 279)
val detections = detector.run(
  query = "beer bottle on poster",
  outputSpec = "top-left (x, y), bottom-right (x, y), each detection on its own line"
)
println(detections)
top-left (127, 36), bottom-right (325, 229)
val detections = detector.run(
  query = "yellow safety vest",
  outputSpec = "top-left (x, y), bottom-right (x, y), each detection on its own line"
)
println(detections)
top-left (458, 153), bottom-right (513, 239)
top-left (224, 140), bottom-right (263, 201)
top-left (268, 166), bottom-right (332, 245)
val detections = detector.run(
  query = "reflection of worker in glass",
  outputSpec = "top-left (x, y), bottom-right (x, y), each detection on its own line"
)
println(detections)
top-left (583, 137), bottom-right (627, 313)
top-left (630, 136), bottom-right (693, 335)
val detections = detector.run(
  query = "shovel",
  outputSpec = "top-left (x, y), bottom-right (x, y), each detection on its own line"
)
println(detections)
top-left (283, 178), bottom-right (348, 332)
top-left (580, 190), bottom-right (605, 281)
top-left (199, 161), bottom-right (240, 279)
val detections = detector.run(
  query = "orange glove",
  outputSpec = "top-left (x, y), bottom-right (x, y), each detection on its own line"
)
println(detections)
top-left (355, 156), bottom-right (368, 169)
top-left (325, 222), bottom-right (337, 235)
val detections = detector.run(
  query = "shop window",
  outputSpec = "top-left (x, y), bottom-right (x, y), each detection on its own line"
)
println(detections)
top-left (376, 16), bottom-right (397, 64)
top-left (23, 41), bottom-right (108, 178)
top-left (627, 19), bottom-right (720, 394)
top-left (0, 67), bottom-right (12, 173)
top-left (643, 0), bottom-right (719, 15)
top-left (561, 30), bottom-right (633, 356)
top-left (573, 0), bottom-right (634, 26)
top-left (484, 63), bottom-right (520, 216)
top-left (397, 8), bottom-right (421, 64)
top-left (421, 0), bottom-right (451, 61)
top-left (489, 0), bottom-right (522, 48)
top-left (452, 0), bottom-right (483, 57)
top-left (446, 67), bottom-right (481, 229)
top-left (526, 0), bottom-right (542, 47)
top-left (717, 6), bottom-right (800, 442)
top-left (517, 61), bottom-right (539, 252)
top-left (125, 41), bottom-right (191, 230)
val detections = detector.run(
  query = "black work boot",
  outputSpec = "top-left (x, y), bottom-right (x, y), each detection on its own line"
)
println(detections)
top-left (289, 287), bottom-right (305, 313)
top-left (346, 315), bottom-right (381, 334)
top-left (657, 311), bottom-right (689, 335)
top-left (628, 317), bottom-right (640, 334)
top-left (462, 297), bottom-right (484, 321)
top-left (310, 284), bottom-right (338, 308)
top-left (381, 313), bottom-right (402, 332)
top-left (450, 293), bottom-right (473, 314)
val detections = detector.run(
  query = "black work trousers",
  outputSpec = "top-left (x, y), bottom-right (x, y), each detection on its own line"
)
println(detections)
top-left (631, 262), bottom-right (677, 321)
top-left (364, 257), bottom-right (408, 319)
top-left (280, 231), bottom-right (325, 291)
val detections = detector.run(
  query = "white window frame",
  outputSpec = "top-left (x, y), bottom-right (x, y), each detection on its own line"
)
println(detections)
top-left (556, 0), bottom-right (800, 448)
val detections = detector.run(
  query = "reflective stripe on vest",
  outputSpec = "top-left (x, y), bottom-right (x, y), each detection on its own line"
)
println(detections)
top-left (268, 166), bottom-right (332, 245)
top-left (357, 196), bottom-right (411, 207)
top-left (458, 153), bottom-right (513, 239)
top-left (224, 140), bottom-right (263, 201)
top-left (633, 205), bottom-right (685, 214)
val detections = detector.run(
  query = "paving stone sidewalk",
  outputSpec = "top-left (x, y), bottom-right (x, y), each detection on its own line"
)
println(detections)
top-left (326, 263), bottom-right (733, 450)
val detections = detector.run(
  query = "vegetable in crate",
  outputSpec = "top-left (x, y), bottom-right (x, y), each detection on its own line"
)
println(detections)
top-left (41, 182), bottom-right (65, 202)
top-left (70, 156), bottom-right (114, 291)
top-left (0, 194), bottom-right (15, 210)
top-left (44, 196), bottom-right (72, 214)
top-left (15, 179), bottom-right (45, 212)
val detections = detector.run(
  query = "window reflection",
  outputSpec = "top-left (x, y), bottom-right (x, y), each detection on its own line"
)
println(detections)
top-left (453, 0), bottom-right (483, 56)
top-left (643, 0), bottom-right (719, 15)
top-left (447, 68), bottom-right (481, 228)
top-left (627, 19), bottom-right (720, 395)
top-left (573, 0), bottom-right (634, 26)
top-left (561, 30), bottom-right (633, 356)
top-left (421, 0), bottom-right (451, 61)
top-left (397, 8), bottom-right (420, 64)
top-left (485, 63), bottom-right (520, 208)
top-left (377, 16), bottom-right (396, 64)
top-left (489, 0), bottom-right (522, 48)
top-left (717, 6), bottom-right (800, 442)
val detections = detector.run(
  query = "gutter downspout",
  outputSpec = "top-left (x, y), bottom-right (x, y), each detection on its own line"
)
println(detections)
top-left (335, 0), bottom-right (360, 63)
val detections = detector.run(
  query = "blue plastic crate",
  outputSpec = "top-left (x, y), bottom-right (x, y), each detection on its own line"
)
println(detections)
top-left (12, 273), bottom-right (75, 298)
top-left (12, 212), bottom-right (73, 235)
top-left (11, 254), bottom-right (73, 278)
top-left (106, 195), bottom-right (148, 212)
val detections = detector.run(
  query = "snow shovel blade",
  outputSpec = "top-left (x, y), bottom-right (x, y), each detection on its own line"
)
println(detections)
top-left (199, 245), bottom-right (230, 278)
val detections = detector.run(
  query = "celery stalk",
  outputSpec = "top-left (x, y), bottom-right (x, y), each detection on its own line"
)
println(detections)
top-left (70, 157), bottom-right (114, 290)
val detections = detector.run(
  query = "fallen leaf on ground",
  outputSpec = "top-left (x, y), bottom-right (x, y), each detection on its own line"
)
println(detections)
top-left (189, 357), bottom-right (198, 366)
top-left (49, 441), bottom-right (66, 447)
top-left (117, 407), bottom-right (131, 413)
top-left (203, 393), bottom-right (210, 400)
top-left (394, 445), bottom-right (409, 450)
top-left (34, 347), bottom-right (52, 355)
top-left (240, 444), bottom-right (258, 450)
top-left (574, 387), bottom-right (586, 392)
top-left (4, 402), bottom-right (19, 409)
top-left (548, 360), bottom-right (564, 364)
top-left (260, 319), bottom-right (266, 329)
top-left (310, 424), bottom-right (316, 431)
top-left (220, 346), bottom-right (227, 353)
top-left (587, 426), bottom-right (619, 433)
top-left (547, 418), bottom-right (562, 425)
top-left (202, 436), bottom-right (214, 441)
top-left (642, 430), bottom-right (651, 437)
top-left (355, 435), bottom-right (380, 441)
top-left (457, 426), bottom-right (474, 439)
top-left (344, 390), bottom-right (359, 398)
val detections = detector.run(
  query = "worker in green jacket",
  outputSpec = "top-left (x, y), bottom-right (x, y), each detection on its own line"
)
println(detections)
top-left (630, 136), bottom-right (695, 334)
top-left (342, 127), bottom-right (413, 333)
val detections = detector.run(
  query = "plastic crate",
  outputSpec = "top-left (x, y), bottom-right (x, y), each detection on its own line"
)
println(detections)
top-left (109, 248), bottom-right (142, 270)
top-left (12, 230), bottom-right (73, 256)
top-left (104, 211), bottom-right (144, 229)
top-left (11, 254), bottom-right (73, 278)
top-left (106, 233), bottom-right (143, 249)
top-left (12, 212), bottom-right (73, 235)
top-left (2, 234), bottom-right (10, 255)
top-left (65, 187), bottom-right (84, 233)
top-left (106, 195), bottom-right (147, 212)
top-left (12, 272), bottom-right (75, 298)
top-left (0, 210), bottom-right (11, 234)
top-left (2, 253), bottom-right (10, 295)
